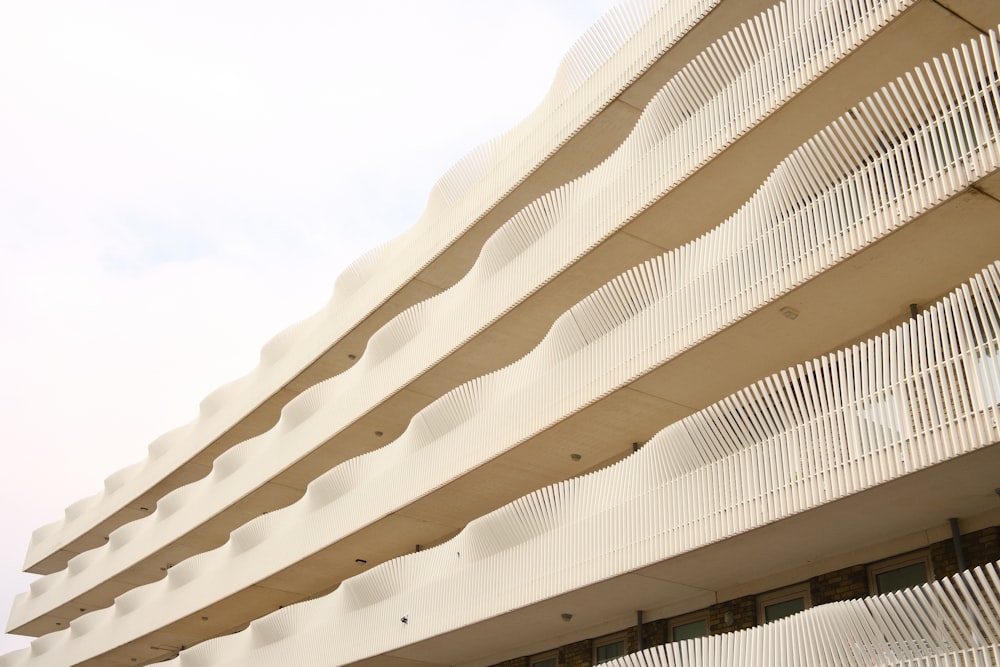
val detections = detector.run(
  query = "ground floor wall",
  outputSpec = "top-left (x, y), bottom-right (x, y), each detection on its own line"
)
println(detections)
top-left (489, 525), bottom-right (1000, 667)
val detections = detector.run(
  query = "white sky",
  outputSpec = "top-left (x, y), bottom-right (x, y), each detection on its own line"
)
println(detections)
top-left (0, 0), bottom-right (617, 655)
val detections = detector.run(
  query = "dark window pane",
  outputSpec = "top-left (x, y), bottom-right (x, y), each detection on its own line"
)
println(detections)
top-left (764, 597), bottom-right (806, 622)
top-left (531, 659), bottom-right (557, 667)
top-left (671, 618), bottom-right (708, 641)
top-left (876, 562), bottom-right (928, 594)
top-left (595, 640), bottom-right (625, 663)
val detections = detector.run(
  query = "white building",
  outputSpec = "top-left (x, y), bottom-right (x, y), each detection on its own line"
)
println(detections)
top-left (5, 0), bottom-right (1000, 665)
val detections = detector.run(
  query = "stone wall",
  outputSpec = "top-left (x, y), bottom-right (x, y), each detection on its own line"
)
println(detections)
top-left (487, 525), bottom-right (1000, 667)
top-left (708, 595), bottom-right (756, 634)
top-left (559, 639), bottom-right (592, 667)
top-left (931, 525), bottom-right (1000, 580)
top-left (493, 659), bottom-right (529, 667)
top-left (810, 564), bottom-right (869, 605)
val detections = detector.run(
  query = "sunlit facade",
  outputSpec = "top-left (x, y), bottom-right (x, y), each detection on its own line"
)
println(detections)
top-left (5, 0), bottom-right (1000, 665)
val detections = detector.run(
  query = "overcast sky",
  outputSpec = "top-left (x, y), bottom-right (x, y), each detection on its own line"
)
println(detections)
top-left (0, 0), bottom-right (618, 655)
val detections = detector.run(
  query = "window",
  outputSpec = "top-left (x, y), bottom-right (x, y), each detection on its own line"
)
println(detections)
top-left (852, 388), bottom-right (903, 454)
top-left (972, 343), bottom-right (1000, 409)
top-left (968, 303), bottom-right (1000, 410)
top-left (529, 651), bottom-right (557, 667)
top-left (668, 611), bottom-right (709, 642)
top-left (757, 583), bottom-right (811, 623)
top-left (868, 551), bottom-right (934, 595)
top-left (593, 633), bottom-right (626, 664)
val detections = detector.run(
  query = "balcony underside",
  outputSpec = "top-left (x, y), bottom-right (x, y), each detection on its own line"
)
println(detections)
top-left (14, 1), bottom-right (998, 644)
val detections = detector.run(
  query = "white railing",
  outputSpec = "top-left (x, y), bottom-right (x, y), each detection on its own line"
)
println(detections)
top-left (599, 566), bottom-right (1000, 666)
top-left (145, 258), bottom-right (1000, 666)
top-left (5, 25), bottom-right (1000, 666)
top-left (10, 0), bottom-right (918, 625)
top-left (23, 0), bottom-right (723, 570)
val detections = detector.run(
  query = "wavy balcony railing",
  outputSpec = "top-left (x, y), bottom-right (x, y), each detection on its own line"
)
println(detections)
top-left (611, 564), bottom-right (1000, 666)
top-left (6, 0), bottom-right (923, 633)
top-left (130, 260), bottom-right (1000, 666)
top-left (22, 0), bottom-right (726, 571)
top-left (6, 27), bottom-right (1000, 664)
top-left (602, 565), bottom-right (1000, 666)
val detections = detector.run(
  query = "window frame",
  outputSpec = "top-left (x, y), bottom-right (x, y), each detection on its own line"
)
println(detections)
top-left (756, 582), bottom-right (811, 624)
top-left (592, 631), bottom-right (627, 664)
top-left (667, 610), bottom-right (710, 643)
top-left (529, 650), bottom-right (558, 667)
top-left (970, 342), bottom-right (1000, 410)
top-left (850, 386), bottom-right (905, 455)
top-left (867, 550), bottom-right (934, 595)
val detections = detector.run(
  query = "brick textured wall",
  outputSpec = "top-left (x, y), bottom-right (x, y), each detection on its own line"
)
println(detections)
top-left (967, 526), bottom-right (1000, 568)
top-left (640, 618), bottom-right (668, 650)
top-left (491, 659), bottom-right (529, 667)
top-left (931, 525), bottom-right (1000, 580)
top-left (560, 638), bottom-right (592, 667)
top-left (811, 564), bottom-right (869, 605)
top-left (708, 595), bottom-right (756, 633)
top-left (487, 525), bottom-right (1000, 667)
top-left (622, 626), bottom-right (639, 654)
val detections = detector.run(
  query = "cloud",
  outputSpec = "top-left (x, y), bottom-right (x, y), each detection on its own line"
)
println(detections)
top-left (0, 0), bottom-right (617, 654)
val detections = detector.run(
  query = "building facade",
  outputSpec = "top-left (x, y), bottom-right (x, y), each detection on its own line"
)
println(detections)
top-left (5, 0), bottom-right (1000, 665)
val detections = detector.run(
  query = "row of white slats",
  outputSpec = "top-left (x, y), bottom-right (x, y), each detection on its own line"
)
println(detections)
top-left (8, 24), bottom-right (1000, 665)
top-left (602, 566), bottom-right (1000, 666)
top-left (131, 257), bottom-right (1000, 667)
top-left (11, 0), bottom-right (917, 627)
top-left (24, 0), bottom-right (724, 567)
